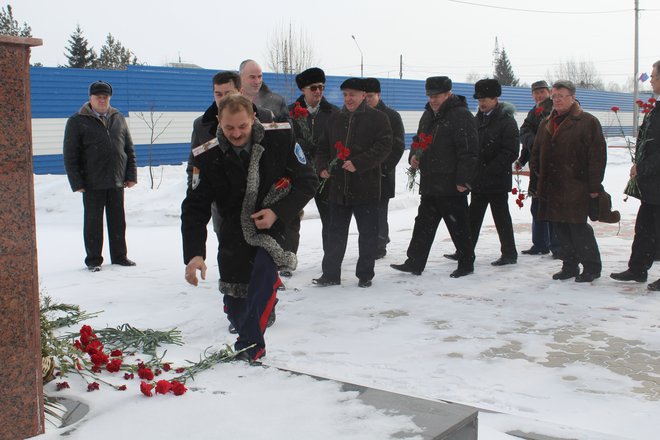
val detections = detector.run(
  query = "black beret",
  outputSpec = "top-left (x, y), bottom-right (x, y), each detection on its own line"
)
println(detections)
top-left (340, 77), bottom-right (366, 91)
top-left (473, 79), bottom-right (501, 99)
top-left (531, 80), bottom-right (550, 91)
top-left (363, 77), bottom-right (381, 93)
top-left (295, 67), bottom-right (326, 89)
top-left (89, 80), bottom-right (113, 96)
top-left (425, 76), bottom-right (452, 96)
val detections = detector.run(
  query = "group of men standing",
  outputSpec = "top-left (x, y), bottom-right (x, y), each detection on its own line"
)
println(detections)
top-left (63, 59), bottom-right (660, 363)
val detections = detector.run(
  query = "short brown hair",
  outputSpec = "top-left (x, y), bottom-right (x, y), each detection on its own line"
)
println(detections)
top-left (217, 94), bottom-right (253, 120)
top-left (653, 60), bottom-right (660, 76)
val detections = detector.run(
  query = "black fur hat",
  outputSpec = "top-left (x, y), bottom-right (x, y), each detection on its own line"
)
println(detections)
top-left (89, 80), bottom-right (113, 96)
top-left (340, 77), bottom-right (366, 91)
top-left (425, 76), bottom-right (452, 96)
top-left (363, 77), bottom-right (381, 93)
top-left (295, 67), bottom-right (326, 89)
top-left (473, 79), bottom-right (502, 99)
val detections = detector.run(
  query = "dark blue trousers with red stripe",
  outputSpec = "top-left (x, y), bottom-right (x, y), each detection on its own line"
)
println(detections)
top-left (223, 248), bottom-right (280, 360)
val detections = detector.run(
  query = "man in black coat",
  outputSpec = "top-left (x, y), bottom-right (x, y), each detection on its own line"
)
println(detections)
top-left (469, 79), bottom-right (519, 265)
top-left (182, 95), bottom-right (317, 362)
top-left (515, 80), bottom-right (558, 256)
top-left (282, 67), bottom-right (340, 271)
top-left (611, 60), bottom-right (660, 291)
top-left (391, 76), bottom-right (479, 278)
top-left (313, 78), bottom-right (393, 288)
top-left (364, 78), bottom-right (406, 259)
top-left (63, 81), bottom-right (137, 272)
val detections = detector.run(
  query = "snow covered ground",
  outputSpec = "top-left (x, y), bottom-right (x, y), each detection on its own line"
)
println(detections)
top-left (32, 144), bottom-right (660, 440)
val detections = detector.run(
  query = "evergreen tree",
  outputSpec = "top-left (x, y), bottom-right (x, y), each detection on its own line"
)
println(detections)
top-left (63, 25), bottom-right (96, 68)
top-left (96, 33), bottom-right (139, 70)
top-left (493, 49), bottom-right (519, 87)
top-left (0, 4), bottom-right (32, 37)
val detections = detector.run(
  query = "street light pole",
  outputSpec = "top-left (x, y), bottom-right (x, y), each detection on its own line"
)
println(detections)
top-left (351, 35), bottom-right (364, 77)
top-left (633, 0), bottom-right (640, 135)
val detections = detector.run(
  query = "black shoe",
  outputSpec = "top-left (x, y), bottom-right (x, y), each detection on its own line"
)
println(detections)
top-left (87, 265), bottom-right (101, 272)
top-left (575, 272), bottom-right (601, 283)
top-left (374, 249), bottom-right (387, 260)
top-left (450, 268), bottom-right (473, 278)
top-left (443, 252), bottom-right (459, 261)
top-left (113, 258), bottom-right (136, 267)
top-left (277, 282), bottom-right (286, 291)
top-left (234, 349), bottom-right (264, 365)
top-left (312, 276), bottom-right (340, 286)
top-left (552, 267), bottom-right (579, 280)
top-left (267, 298), bottom-right (278, 328)
top-left (491, 256), bottom-right (517, 266)
top-left (647, 279), bottom-right (660, 291)
top-left (228, 323), bottom-right (238, 334)
top-left (279, 270), bottom-right (292, 278)
top-left (521, 247), bottom-right (549, 255)
top-left (610, 269), bottom-right (647, 282)
top-left (358, 279), bottom-right (372, 288)
top-left (390, 263), bottom-right (422, 276)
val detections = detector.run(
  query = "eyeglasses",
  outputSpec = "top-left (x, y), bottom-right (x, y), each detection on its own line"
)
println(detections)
top-left (306, 84), bottom-right (325, 92)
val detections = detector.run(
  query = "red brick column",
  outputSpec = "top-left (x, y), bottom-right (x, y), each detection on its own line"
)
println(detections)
top-left (0, 35), bottom-right (45, 439)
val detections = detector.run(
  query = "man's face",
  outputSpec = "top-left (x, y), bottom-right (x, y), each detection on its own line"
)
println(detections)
top-left (428, 92), bottom-right (450, 113)
top-left (302, 83), bottom-right (325, 107)
top-left (477, 97), bottom-right (498, 113)
top-left (219, 108), bottom-right (254, 147)
top-left (240, 62), bottom-right (263, 98)
top-left (213, 82), bottom-right (239, 106)
top-left (532, 88), bottom-right (550, 104)
top-left (89, 94), bottom-right (111, 114)
top-left (650, 67), bottom-right (660, 95)
top-left (343, 89), bottom-right (365, 112)
top-left (365, 92), bottom-right (380, 108)
top-left (551, 87), bottom-right (576, 114)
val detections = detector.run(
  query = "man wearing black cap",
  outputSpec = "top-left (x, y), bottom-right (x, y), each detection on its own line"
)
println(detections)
top-left (515, 80), bottom-right (558, 257)
top-left (363, 77), bottom-right (405, 259)
top-left (63, 80), bottom-right (137, 272)
top-left (285, 67), bottom-right (340, 264)
top-left (391, 76), bottom-right (478, 278)
top-left (313, 78), bottom-right (392, 288)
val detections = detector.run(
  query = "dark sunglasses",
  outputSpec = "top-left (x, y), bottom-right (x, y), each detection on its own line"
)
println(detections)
top-left (306, 84), bottom-right (325, 92)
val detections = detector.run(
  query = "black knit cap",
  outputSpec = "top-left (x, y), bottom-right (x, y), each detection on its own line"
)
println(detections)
top-left (340, 77), bottom-right (366, 91)
top-left (473, 79), bottom-right (502, 99)
top-left (363, 77), bottom-right (381, 93)
top-left (89, 80), bottom-right (113, 96)
top-left (531, 80), bottom-right (550, 91)
top-left (425, 76), bottom-right (452, 96)
top-left (295, 67), bottom-right (326, 89)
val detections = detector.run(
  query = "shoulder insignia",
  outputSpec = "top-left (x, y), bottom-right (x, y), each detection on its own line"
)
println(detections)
top-left (263, 122), bottom-right (292, 131)
top-left (192, 137), bottom-right (219, 157)
top-left (293, 143), bottom-right (307, 164)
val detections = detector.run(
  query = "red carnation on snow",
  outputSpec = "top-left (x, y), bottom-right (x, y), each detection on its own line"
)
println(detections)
top-left (155, 380), bottom-right (172, 395)
top-left (105, 358), bottom-right (122, 373)
top-left (170, 380), bottom-right (187, 396)
top-left (140, 381), bottom-right (154, 397)
top-left (137, 367), bottom-right (155, 381)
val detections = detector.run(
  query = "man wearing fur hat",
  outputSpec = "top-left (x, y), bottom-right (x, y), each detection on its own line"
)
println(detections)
top-left (313, 78), bottom-right (393, 288)
top-left (391, 76), bottom-right (479, 278)
top-left (181, 95), bottom-right (317, 362)
top-left (63, 80), bottom-right (137, 272)
top-left (530, 80), bottom-right (606, 283)
top-left (284, 67), bottom-right (340, 266)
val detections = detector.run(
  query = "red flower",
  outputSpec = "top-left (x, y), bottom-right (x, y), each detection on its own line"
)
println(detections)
top-left (274, 177), bottom-right (290, 190)
top-left (170, 380), bottom-right (187, 396)
top-left (155, 380), bottom-right (172, 395)
top-left (511, 187), bottom-right (518, 195)
top-left (636, 99), bottom-right (645, 106)
top-left (87, 382), bottom-right (100, 392)
top-left (91, 365), bottom-right (102, 373)
top-left (110, 349), bottom-right (123, 357)
top-left (334, 141), bottom-right (350, 161)
top-left (610, 106), bottom-right (620, 113)
top-left (80, 325), bottom-right (94, 336)
top-left (648, 97), bottom-right (656, 104)
top-left (140, 381), bottom-right (154, 397)
top-left (85, 339), bottom-right (104, 356)
top-left (518, 193), bottom-right (525, 201)
top-left (137, 367), bottom-right (155, 381)
top-left (162, 363), bottom-right (171, 372)
top-left (106, 358), bottom-right (123, 373)
top-left (175, 368), bottom-right (185, 374)
top-left (73, 340), bottom-right (83, 351)
top-left (124, 372), bottom-right (135, 380)
top-left (155, 368), bottom-right (162, 376)
top-left (289, 101), bottom-right (309, 119)
top-left (118, 385), bottom-right (127, 391)
top-left (90, 352), bottom-right (109, 366)
top-left (534, 106), bottom-right (544, 116)
top-left (56, 382), bottom-right (70, 391)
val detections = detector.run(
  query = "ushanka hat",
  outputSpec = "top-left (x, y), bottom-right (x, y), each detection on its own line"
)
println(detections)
top-left (473, 79), bottom-right (502, 99)
top-left (363, 77), bottom-right (381, 93)
top-left (295, 67), bottom-right (326, 89)
top-left (89, 80), bottom-right (113, 96)
top-left (425, 76), bottom-right (452, 96)
top-left (340, 77), bottom-right (366, 91)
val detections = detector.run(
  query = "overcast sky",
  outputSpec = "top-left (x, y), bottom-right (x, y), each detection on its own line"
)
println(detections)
top-left (15, 0), bottom-right (659, 88)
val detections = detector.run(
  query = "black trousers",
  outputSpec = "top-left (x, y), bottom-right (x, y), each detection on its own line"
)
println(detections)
top-left (315, 192), bottom-right (331, 255)
top-left (377, 198), bottom-right (391, 251)
top-left (555, 222), bottom-right (601, 273)
top-left (82, 188), bottom-right (127, 266)
top-left (405, 194), bottom-right (474, 272)
top-left (469, 192), bottom-right (517, 258)
top-left (628, 202), bottom-right (660, 274)
top-left (322, 202), bottom-right (378, 281)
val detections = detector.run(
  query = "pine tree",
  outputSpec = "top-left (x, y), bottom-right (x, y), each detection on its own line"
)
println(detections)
top-left (63, 25), bottom-right (96, 68)
top-left (96, 33), bottom-right (139, 70)
top-left (493, 49), bottom-right (519, 87)
top-left (0, 4), bottom-right (32, 37)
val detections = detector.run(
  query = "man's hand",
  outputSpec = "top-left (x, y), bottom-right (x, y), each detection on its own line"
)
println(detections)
top-left (342, 160), bottom-right (356, 173)
top-left (630, 164), bottom-right (637, 178)
top-left (410, 156), bottom-right (420, 170)
top-left (251, 208), bottom-right (278, 229)
top-left (456, 185), bottom-right (468, 193)
top-left (185, 256), bottom-right (206, 286)
top-left (590, 192), bottom-right (599, 198)
top-left (320, 169), bottom-right (330, 179)
top-left (125, 181), bottom-right (137, 188)
top-left (76, 188), bottom-right (85, 193)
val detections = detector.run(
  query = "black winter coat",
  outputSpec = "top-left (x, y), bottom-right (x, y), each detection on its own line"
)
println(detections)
top-left (181, 121), bottom-right (317, 298)
top-left (375, 100), bottom-right (405, 199)
top-left (472, 102), bottom-right (520, 194)
top-left (288, 95), bottom-right (340, 162)
top-left (63, 103), bottom-right (137, 191)
top-left (631, 102), bottom-right (660, 204)
top-left (518, 97), bottom-right (552, 166)
top-left (315, 100), bottom-right (393, 206)
top-left (412, 95), bottom-right (479, 196)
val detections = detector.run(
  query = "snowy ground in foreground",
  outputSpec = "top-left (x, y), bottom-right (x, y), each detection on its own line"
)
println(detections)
top-left (32, 145), bottom-right (660, 439)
